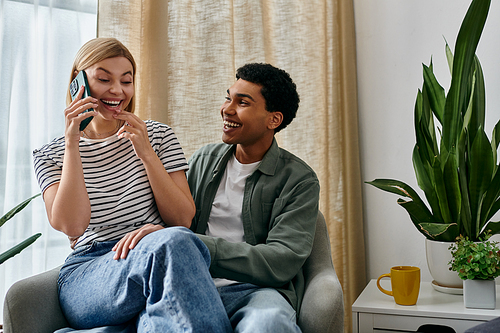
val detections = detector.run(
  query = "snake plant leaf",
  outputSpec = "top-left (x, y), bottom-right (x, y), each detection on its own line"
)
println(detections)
top-left (442, 0), bottom-right (490, 152)
top-left (442, 151), bottom-right (461, 224)
top-left (414, 96), bottom-right (437, 168)
top-left (481, 220), bottom-right (500, 239)
top-left (422, 63), bottom-right (445, 124)
top-left (412, 146), bottom-right (443, 222)
top-left (458, 128), bottom-right (472, 237)
top-left (416, 87), bottom-right (439, 159)
top-left (366, 179), bottom-right (435, 229)
top-left (412, 145), bottom-right (432, 197)
top-left (430, 156), bottom-right (453, 223)
top-left (469, 127), bottom-right (494, 237)
top-left (486, 199), bottom-right (500, 222)
top-left (486, 199), bottom-right (500, 224)
top-left (445, 40), bottom-right (453, 75)
top-left (366, 179), bottom-right (426, 202)
top-left (0, 233), bottom-right (42, 265)
top-left (418, 222), bottom-right (459, 242)
top-left (469, 56), bottom-right (486, 144)
top-left (479, 166), bottom-right (500, 236)
top-left (0, 194), bottom-right (41, 228)
top-left (397, 198), bottom-right (437, 225)
top-left (491, 119), bottom-right (500, 166)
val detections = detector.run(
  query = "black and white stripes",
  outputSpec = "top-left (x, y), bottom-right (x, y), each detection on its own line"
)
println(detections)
top-left (33, 120), bottom-right (188, 248)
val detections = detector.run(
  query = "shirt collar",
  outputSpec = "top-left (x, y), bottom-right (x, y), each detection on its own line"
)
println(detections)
top-left (213, 138), bottom-right (279, 176)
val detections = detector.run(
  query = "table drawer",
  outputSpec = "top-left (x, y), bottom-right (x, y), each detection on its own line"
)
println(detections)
top-left (356, 312), bottom-right (486, 333)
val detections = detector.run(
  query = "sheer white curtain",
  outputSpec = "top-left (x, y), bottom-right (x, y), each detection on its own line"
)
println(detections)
top-left (0, 0), bottom-right (97, 315)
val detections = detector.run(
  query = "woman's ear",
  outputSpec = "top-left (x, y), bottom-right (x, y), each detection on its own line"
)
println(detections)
top-left (268, 111), bottom-right (283, 131)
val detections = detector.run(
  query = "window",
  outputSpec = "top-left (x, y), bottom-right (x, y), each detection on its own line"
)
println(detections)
top-left (0, 0), bottom-right (97, 313)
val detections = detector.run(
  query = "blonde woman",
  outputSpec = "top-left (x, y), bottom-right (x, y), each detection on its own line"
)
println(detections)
top-left (33, 38), bottom-right (231, 332)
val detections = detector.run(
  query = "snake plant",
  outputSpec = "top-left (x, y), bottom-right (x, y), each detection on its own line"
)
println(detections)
top-left (0, 194), bottom-right (41, 264)
top-left (367, 0), bottom-right (500, 242)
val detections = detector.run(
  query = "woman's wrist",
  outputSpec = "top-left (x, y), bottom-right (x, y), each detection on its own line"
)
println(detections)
top-left (65, 137), bottom-right (81, 150)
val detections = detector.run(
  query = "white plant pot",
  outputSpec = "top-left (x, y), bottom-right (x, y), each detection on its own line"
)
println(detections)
top-left (425, 239), bottom-right (463, 291)
top-left (464, 279), bottom-right (496, 309)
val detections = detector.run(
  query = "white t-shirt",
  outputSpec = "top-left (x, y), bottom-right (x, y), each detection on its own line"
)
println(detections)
top-left (206, 154), bottom-right (260, 287)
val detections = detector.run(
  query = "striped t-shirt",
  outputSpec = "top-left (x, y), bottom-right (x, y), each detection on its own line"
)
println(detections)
top-left (33, 120), bottom-right (189, 248)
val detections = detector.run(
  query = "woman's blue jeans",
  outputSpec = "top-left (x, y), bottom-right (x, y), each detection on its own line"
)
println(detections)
top-left (58, 227), bottom-right (232, 332)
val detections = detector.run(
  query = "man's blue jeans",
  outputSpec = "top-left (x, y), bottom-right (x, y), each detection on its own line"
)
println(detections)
top-left (58, 227), bottom-right (232, 332)
top-left (219, 283), bottom-right (301, 333)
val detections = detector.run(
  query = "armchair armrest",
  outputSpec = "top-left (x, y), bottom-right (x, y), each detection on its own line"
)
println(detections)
top-left (298, 211), bottom-right (344, 333)
top-left (3, 266), bottom-right (68, 333)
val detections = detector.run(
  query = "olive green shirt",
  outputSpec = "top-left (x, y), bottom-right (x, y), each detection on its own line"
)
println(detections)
top-left (187, 139), bottom-right (320, 311)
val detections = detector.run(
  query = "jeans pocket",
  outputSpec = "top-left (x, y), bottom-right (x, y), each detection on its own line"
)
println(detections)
top-left (58, 242), bottom-right (98, 288)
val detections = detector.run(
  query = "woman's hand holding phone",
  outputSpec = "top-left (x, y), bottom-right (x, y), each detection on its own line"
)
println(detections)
top-left (69, 70), bottom-right (95, 131)
top-left (64, 86), bottom-right (97, 144)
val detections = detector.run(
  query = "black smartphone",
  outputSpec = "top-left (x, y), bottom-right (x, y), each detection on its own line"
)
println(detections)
top-left (69, 70), bottom-right (94, 131)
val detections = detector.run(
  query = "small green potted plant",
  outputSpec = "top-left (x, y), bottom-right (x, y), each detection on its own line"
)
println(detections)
top-left (0, 194), bottom-right (42, 264)
top-left (449, 234), bottom-right (500, 309)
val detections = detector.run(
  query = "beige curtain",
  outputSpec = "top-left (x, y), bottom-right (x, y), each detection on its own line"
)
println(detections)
top-left (98, 0), bottom-right (365, 331)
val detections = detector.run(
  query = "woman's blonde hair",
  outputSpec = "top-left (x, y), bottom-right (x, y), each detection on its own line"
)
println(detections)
top-left (66, 37), bottom-right (137, 113)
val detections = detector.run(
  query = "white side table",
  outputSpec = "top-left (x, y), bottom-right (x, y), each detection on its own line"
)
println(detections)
top-left (352, 279), bottom-right (500, 333)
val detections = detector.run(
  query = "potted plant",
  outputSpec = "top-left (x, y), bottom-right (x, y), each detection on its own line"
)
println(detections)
top-left (0, 194), bottom-right (41, 264)
top-left (366, 0), bottom-right (500, 289)
top-left (448, 234), bottom-right (500, 309)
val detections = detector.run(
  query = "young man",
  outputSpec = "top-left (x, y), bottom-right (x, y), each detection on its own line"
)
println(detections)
top-left (187, 63), bottom-right (320, 332)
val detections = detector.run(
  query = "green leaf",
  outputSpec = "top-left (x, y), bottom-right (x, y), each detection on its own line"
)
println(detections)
top-left (445, 40), bottom-right (453, 75)
top-left (430, 157), bottom-right (452, 223)
top-left (486, 199), bottom-right (500, 224)
top-left (469, 127), bottom-right (494, 238)
top-left (366, 179), bottom-right (431, 209)
top-left (0, 233), bottom-right (42, 265)
top-left (481, 221), bottom-right (500, 237)
top-left (479, 167), bottom-right (500, 234)
top-left (418, 222), bottom-right (459, 242)
top-left (491, 119), bottom-right (500, 166)
top-left (414, 90), bottom-right (433, 164)
top-left (0, 194), bottom-right (41, 228)
top-left (443, 151), bottom-right (461, 224)
top-left (366, 179), bottom-right (437, 238)
top-left (468, 56), bottom-right (486, 144)
top-left (442, 0), bottom-right (491, 152)
top-left (412, 147), bottom-right (443, 222)
top-left (412, 146), bottom-right (434, 199)
top-left (423, 63), bottom-right (446, 124)
top-left (458, 128), bottom-right (472, 236)
top-left (415, 87), bottom-right (439, 162)
top-left (397, 198), bottom-right (436, 223)
top-left (397, 199), bottom-right (438, 240)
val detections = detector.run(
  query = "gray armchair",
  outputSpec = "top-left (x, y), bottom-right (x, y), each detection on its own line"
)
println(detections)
top-left (3, 211), bottom-right (344, 333)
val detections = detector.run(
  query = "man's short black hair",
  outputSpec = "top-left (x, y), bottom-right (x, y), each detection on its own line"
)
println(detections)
top-left (236, 63), bottom-right (299, 133)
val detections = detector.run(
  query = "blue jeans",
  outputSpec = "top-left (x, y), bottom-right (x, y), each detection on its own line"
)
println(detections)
top-left (219, 283), bottom-right (301, 333)
top-left (58, 227), bottom-right (232, 333)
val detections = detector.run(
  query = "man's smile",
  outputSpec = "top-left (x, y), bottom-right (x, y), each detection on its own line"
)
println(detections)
top-left (223, 120), bottom-right (241, 129)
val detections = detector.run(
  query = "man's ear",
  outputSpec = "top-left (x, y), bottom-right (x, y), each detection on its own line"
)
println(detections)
top-left (268, 111), bottom-right (283, 131)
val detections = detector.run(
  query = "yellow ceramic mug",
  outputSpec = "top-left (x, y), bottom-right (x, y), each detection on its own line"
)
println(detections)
top-left (377, 266), bottom-right (420, 305)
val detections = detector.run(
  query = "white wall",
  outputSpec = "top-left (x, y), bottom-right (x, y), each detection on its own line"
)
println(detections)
top-left (354, 0), bottom-right (500, 283)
